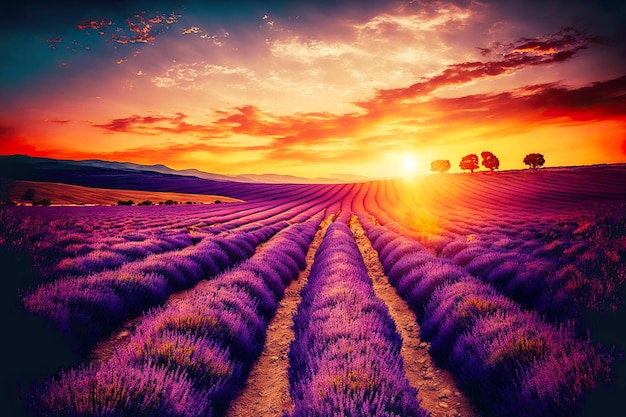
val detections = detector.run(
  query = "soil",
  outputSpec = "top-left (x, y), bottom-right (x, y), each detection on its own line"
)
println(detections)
top-left (90, 316), bottom-right (144, 364)
top-left (349, 215), bottom-right (481, 417)
top-left (225, 216), bottom-right (333, 417)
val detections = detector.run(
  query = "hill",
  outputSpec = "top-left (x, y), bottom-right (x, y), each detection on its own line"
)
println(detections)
top-left (0, 155), bottom-right (373, 184)
top-left (0, 180), bottom-right (240, 206)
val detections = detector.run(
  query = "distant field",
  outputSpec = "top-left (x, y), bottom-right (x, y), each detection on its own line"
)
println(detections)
top-left (2, 164), bottom-right (625, 417)
top-left (0, 180), bottom-right (241, 205)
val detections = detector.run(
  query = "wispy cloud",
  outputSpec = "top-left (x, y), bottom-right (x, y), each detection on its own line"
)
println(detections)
top-left (151, 63), bottom-right (256, 90)
top-left (76, 12), bottom-right (180, 44)
top-left (45, 119), bottom-right (72, 124)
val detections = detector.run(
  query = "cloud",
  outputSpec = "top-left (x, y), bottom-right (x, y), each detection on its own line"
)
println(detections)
top-left (269, 38), bottom-right (365, 62)
top-left (90, 74), bottom-right (626, 164)
top-left (269, 5), bottom-right (474, 69)
top-left (106, 12), bottom-right (179, 44)
top-left (88, 19), bottom-right (622, 157)
top-left (77, 19), bottom-right (112, 32)
top-left (182, 26), bottom-right (202, 35)
top-left (46, 37), bottom-right (64, 49)
top-left (151, 63), bottom-right (256, 90)
top-left (36, 10), bottom-right (181, 58)
top-left (528, 76), bottom-right (626, 121)
top-left (91, 112), bottom-right (230, 138)
top-left (357, 5), bottom-right (472, 35)
top-left (364, 27), bottom-right (590, 106)
top-left (11, 73), bottom-right (624, 174)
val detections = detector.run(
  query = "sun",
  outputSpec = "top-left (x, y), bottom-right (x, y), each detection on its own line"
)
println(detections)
top-left (401, 153), bottom-right (419, 176)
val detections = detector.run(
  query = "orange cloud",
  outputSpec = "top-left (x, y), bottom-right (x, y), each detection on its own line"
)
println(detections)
top-left (77, 19), bottom-right (112, 31)
top-left (8, 73), bottom-right (625, 176)
top-left (89, 74), bottom-right (626, 160)
top-left (91, 113), bottom-right (228, 138)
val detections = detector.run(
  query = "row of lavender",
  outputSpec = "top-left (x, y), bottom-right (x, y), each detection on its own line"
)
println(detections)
top-left (368, 198), bottom-right (626, 321)
top-left (390, 179), bottom-right (624, 318)
top-left (18, 182), bottom-right (334, 355)
top-left (358, 214), bottom-right (612, 417)
top-left (23, 218), bottom-right (291, 354)
top-left (48, 209), bottom-right (303, 279)
top-left (9, 180), bottom-right (338, 282)
top-left (45, 202), bottom-right (296, 277)
top-left (30, 214), bottom-right (322, 417)
top-left (4, 204), bottom-right (259, 283)
top-left (440, 210), bottom-right (626, 319)
top-left (287, 221), bottom-right (428, 417)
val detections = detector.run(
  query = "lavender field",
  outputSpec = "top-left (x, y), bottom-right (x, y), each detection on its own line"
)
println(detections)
top-left (2, 165), bottom-right (626, 417)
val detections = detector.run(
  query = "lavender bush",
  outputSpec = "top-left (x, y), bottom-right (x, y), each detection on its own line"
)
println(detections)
top-left (358, 214), bottom-right (612, 417)
top-left (30, 215), bottom-right (322, 417)
top-left (23, 219), bottom-right (293, 354)
top-left (287, 221), bottom-right (428, 417)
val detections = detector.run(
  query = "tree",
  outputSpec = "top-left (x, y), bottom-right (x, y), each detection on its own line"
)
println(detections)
top-left (481, 151), bottom-right (500, 171)
top-left (23, 188), bottom-right (35, 201)
top-left (138, 200), bottom-right (152, 206)
top-left (430, 159), bottom-right (451, 173)
top-left (459, 154), bottom-right (479, 173)
top-left (523, 153), bottom-right (545, 169)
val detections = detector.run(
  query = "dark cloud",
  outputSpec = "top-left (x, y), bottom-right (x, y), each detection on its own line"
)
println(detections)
top-left (465, 0), bottom-right (625, 56)
top-left (398, 75), bottom-right (626, 141)
top-left (528, 76), bottom-right (626, 120)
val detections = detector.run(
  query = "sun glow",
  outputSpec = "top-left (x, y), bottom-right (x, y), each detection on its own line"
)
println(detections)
top-left (401, 153), bottom-right (419, 177)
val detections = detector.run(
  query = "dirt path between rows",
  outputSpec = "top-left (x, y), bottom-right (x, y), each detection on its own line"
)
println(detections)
top-left (226, 215), bottom-right (333, 417)
top-left (349, 215), bottom-right (481, 417)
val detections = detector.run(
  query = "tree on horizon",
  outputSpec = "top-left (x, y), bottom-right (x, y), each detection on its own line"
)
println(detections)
top-left (430, 159), bottom-right (451, 173)
top-left (481, 151), bottom-right (500, 171)
top-left (523, 153), bottom-right (545, 169)
top-left (459, 154), bottom-right (479, 173)
top-left (23, 188), bottom-right (35, 201)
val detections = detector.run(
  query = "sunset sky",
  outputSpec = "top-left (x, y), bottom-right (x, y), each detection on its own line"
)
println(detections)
top-left (1, 0), bottom-right (625, 178)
